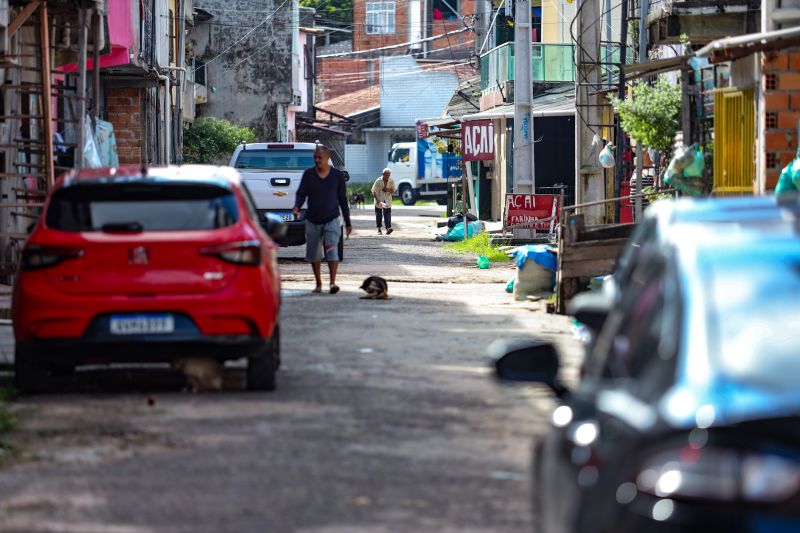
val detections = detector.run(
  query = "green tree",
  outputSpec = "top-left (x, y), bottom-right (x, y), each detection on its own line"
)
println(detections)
top-left (609, 77), bottom-right (682, 154)
top-left (300, 0), bottom-right (352, 22)
top-left (182, 117), bottom-right (256, 164)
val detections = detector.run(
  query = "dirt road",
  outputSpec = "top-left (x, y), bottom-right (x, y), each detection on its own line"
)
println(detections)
top-left (0, 205), bottom-right (581, 532)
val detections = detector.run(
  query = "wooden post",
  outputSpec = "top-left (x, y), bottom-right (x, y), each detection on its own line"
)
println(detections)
top-left (461, 161), bottom-right (468, 242)
top-left (39, 1), bottom-right (54, 188)
top-left (92, 11), bottom-right (101, 123)
top-left (76, 8), bottom-right (88, 168)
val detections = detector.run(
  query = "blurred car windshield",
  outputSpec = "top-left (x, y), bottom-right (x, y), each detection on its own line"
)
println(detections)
top-left (235, 149), bottom-right (314, 170)
top-left (711, 246), bottom-right (800, 391)
top-left (46, 183), bottom-right (239, 231)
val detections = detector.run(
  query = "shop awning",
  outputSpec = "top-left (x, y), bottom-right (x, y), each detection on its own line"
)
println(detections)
top-left (696, 26), bottom-right (800, 63)
top-left (621, 56), bottom-right (687, 80)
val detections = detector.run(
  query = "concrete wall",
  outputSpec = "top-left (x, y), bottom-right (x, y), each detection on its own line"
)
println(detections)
top-left (190, 0), bottom-right (295, 141)
top-left (541, 0), bottom-right (577, 44)
top-left (380, 56), bottom-right (458, 126)
top-left (345, 144), bottom-right (370, 182)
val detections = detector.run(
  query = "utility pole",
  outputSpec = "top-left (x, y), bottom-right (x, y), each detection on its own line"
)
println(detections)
top-left (634, 0), bottom-right (649, 221)
top-left (513, 0), bottom-right (535, 196)
top-left (574, 0), bottom-right (603, 224)
top-left (613, 0), bottom-right (628, 223)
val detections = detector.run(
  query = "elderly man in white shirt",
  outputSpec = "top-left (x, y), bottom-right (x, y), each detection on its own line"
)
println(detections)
top-left (371, 168), bottom-right (396, 235)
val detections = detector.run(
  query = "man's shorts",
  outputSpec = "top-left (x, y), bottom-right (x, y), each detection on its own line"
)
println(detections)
top-left (305, 219), bottom-right (341, 262)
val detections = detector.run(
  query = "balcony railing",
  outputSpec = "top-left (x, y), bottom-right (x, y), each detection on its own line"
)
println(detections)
top-left (480, 42), bottom-right (631, 92)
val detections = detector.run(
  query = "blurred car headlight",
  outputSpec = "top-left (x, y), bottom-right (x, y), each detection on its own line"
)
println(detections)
top-left (638, 447), bottom-right (800, 503)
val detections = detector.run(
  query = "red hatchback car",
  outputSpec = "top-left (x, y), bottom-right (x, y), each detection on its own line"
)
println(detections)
top-left (13, 165), bottom-right (283, 393)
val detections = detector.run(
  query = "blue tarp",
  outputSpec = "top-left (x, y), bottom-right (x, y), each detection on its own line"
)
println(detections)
top-left (510, 244), bottom-right (557, 272)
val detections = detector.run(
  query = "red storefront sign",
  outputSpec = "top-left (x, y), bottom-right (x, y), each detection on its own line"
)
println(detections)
top-left (504, 194), bottom-right (562, 231)
top-left (461, 119), bottom-right (495, 161)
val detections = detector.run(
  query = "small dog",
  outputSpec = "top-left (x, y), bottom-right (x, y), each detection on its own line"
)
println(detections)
top-left (360, 276), bottom-right (390, 299)
top-left (350, 192), bottom-right (366, 210)
top-left (173, 358), bottom-right (224, 393)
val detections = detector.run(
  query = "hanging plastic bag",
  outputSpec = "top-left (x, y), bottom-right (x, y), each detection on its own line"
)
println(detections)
top-left (683, 146), bottom-right (705, 178)
top-left (669, 144), bottom-right (695, 173)
top-left (82, 115), bottom-right (102, 168)
top-left (775, 150), bottom-right (800, 196)
top-left (599, 143), bottom-right (615, 168)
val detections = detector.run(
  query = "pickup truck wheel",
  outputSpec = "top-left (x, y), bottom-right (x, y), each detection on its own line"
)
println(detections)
top-left (14, 346), bottom-right (50, 394)
top-left (247, 343), bottom-right (276, 391)
top-left (399, 184), bottom-right (417, 206)
top-left (436, 198), bottom-right (447, 206)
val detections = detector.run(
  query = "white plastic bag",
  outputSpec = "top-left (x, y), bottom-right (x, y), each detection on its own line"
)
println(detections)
top-left (599, 143), bottom-right (615, 168)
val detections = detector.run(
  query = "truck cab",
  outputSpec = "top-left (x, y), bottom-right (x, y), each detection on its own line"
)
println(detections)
top-left (386, 141), bottom-right (456, 206)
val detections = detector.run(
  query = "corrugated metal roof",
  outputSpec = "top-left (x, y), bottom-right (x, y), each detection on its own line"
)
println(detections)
top-left (462, 84), bottom-right (576, 121)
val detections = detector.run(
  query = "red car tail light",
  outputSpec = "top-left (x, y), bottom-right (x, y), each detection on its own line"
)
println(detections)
top-left (21, 245), bottom-right (84, 270)
top-left (200, 240), bottom-right (262, 266)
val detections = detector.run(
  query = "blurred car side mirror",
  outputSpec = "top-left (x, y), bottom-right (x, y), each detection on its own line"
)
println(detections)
top-left (568, 292), bottom-right (613, 333)
top-left (491, 338), bottom-right (566, 396)
top-left (261, 213), bottom-right (288, 241)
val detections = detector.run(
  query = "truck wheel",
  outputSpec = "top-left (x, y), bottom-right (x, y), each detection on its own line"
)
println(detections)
top-left (14, 346), bottom-right (49, 394)
top-left (247, 342), bottom-right (276, 391)
top-left (436, 198), bottom-right (447, 206)
top-left (338, 230), bottom-right (344, 262)
top-left (399, 184), bottom-right (417, 206)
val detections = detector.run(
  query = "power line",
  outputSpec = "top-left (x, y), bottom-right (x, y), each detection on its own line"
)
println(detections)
top-left (196, 0), bottom-right (292, 73)
top-left (318, 26), bottom-right (472, 58)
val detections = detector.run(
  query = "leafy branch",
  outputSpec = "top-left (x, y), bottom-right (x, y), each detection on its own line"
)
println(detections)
top-left (609, 77), bottom-right (682, 154)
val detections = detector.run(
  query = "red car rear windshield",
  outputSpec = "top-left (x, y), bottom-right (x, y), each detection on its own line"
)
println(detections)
top-left (46, 182), bottom-right (239, 232)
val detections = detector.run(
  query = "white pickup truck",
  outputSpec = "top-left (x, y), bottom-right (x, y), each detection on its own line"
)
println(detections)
top-left (230, 142), bottom-right (346, 259)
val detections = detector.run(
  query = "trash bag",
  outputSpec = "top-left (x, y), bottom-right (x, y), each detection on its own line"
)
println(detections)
top-left (442, 220), bottom-right (484, 241)
top-left (510, 244), bottom-right (557, 272)
top-left (447, 212), bottom-right (478, 229)
top-left (599, 144), bottom-right (615, 168)
top-left (511, 245), bottom-right (557, 300)
top-left (683, 146), bottom-right (705, 178)
top-left (669, 144), bottom-right (695, 173)
top-left (775, 152), bottom-right (800, 197)
top-left (664, 146), bottom-right (709, 197)
top-left (505, 277), bottom-right (515, 293)
top-left (477, 255), bottom-right (491, 269)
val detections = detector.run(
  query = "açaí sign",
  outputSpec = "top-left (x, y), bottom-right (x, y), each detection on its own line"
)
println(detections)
top-left (461, 119), bottom-right (495, 161)
top-left (504, 194), bottom-right (561, 233)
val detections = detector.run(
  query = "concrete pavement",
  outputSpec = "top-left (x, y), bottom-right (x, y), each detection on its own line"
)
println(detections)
top-left (0, 206), bottom-right (582, 533)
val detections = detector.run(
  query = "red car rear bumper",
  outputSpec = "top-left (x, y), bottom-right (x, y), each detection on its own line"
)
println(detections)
top-left (13, 270), bottom-right (279, 344)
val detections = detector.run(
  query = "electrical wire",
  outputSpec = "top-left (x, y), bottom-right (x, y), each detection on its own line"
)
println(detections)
top-left (195, 0), bottom-right (292, 73)
top-left (318, 26), bottom-right (472, 58)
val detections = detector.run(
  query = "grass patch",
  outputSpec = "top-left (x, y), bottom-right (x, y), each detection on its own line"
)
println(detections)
top-left (444, 232), bottom-right (511, 263)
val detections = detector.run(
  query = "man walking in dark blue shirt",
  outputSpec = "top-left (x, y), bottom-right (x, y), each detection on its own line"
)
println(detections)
top-left (293, 145), bottom-right (352, 294)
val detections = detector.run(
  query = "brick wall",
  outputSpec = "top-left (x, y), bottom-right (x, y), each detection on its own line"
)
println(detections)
top-left (318, 57), bottom-right (381, 101)
top-left (106, 87), bottom-right (144, 164)
top-left (352, 0), bottom-right (475, 54)
top-left (762, 48), bottom-right (800, 190)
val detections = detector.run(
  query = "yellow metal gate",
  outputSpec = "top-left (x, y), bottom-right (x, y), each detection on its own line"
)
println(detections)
top-left (713, 88), bottom-right (755, 195)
